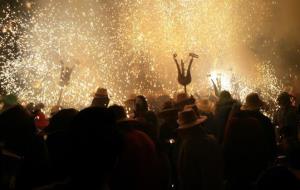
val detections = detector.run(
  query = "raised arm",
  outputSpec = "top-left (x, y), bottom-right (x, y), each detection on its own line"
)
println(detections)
top-left (173, 53), bottom-right (182, 75)
top-left (211, 79), bottom-right (220, 97)
top-left (181, 59), bottom-right (185, 75)
top-left (187, 56), bottom-right (193, 72)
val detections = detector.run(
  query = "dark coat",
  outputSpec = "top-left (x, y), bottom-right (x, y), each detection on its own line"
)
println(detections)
top-left (110, 121), bottom-right (165, 190)
top-left (242, 110), bottom-right (277, 162)
top-left (214, 99), bottom-right (237, 143)
top-left (0, 105), bottom-right (49, 189)
top-left (224, 110), bottom-right (273, 187)
top-left (274, 105), bottom-right (299, 140)
top-left (178, 126), bottom-right (223, 190)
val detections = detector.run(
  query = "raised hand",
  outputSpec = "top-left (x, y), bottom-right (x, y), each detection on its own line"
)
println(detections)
top-left (189, 52), bottom-right (199, 58)
top-left (173, 53), bottom-right (177, 60)
top-left (211, 79), bottom-right (220, 97)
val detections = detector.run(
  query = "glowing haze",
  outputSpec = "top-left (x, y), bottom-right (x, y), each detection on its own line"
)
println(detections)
top-left (0, 0), bottom-right (284, 111)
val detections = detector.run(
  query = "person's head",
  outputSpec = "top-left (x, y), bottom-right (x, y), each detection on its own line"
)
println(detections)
top-left (177, 108), bottom-right (207, 136)
top-left (219, 90), bottom-right (232, 102)
top-left (124, 94), bottom-right (136, 117)
top-left (0, 105), bottom-right (36, 154)
top-left (47, 108), bottom-right (78, 134)
top-left (134, 95), bottom-right (148, 115)
top-left (277, 92), bottom-right (292, 107)
top-left (70, 107), bottom-right (119, 185)
top-left (242, 93), bottom-right (264, 111)
top-left (108, 104), bottom-right (127, 121)
top-left (91, 88), bottom-right (110, 108)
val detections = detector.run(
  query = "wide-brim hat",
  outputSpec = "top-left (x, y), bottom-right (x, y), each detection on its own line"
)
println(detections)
top-left (158, 100), bottom-right (178, 118)
top-left (177, 108), bottom-right (207, 130)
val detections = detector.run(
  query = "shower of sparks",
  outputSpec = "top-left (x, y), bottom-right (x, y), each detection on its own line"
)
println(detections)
top-left (0, 0), bottom-right (284, 112)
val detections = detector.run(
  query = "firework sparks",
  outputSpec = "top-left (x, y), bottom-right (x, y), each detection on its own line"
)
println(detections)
top-left (0, 0), bottom-right (284, 112)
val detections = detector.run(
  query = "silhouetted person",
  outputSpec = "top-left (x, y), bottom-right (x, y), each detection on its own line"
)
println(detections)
top-left (177, 108), bottom-right (223, 190)
top-left (274, 92), bottom-right (298, 141)
top-left (59, 60), bottom-right (74, 87)
top-left (158, 101), bottom-right (180, 190)
top-left (134, 95), bottom-right (158, 141)
top-left (91, 88), bottom-right (110, 108)
top-left (173, 54), bottom-right (193, 87)
top-left (197, 99), bottom-right (217, 137)
top-left (257, 141), bottom-right (300, 190)
top-left (0, 105), bottom-right (49, 189)
top-left (158, 101), bottom-right (179, 143)
top-left (110, 119), bottom-right (169, 190)
top-left (173, 53), bottom-right (197, 93)
top-left (214, 90), bottom-right (238, 143)
top-left (224, 93), bottom-right (275, 190)
top-left (69, 107), bottom-right (120, 189)
top-left (108, 104), bottom-right (127, 121)
top-left (240, 93), bottom-right (276, 163)
top-left (45, 109), bottom-right (78, 182)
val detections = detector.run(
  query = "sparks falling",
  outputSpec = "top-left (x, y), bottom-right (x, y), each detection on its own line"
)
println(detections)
top-left (0, 0), bottom-right (284, 112)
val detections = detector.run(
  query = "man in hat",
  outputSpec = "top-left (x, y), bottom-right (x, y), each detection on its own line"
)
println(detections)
top-left (158, 101), bottom-right (179, 143)
top-left (274, 92), bottom-right (299, 141)
top-left (124, 94), bottom-right (137, 118)
top-left (224, 93), bottom-right (276, 190)
top-left (177, 108), bottom-right (223, 190)
top-left (242, 93), bottom-right (276, 159)
top-left (133, 95), bottom-right (159, 142)
top-left (91, 88), bottom-right (110, 108)
top-left (196, 99), bottom-right (217, 138)
top-left (214, 90), bottom-right (239, 143)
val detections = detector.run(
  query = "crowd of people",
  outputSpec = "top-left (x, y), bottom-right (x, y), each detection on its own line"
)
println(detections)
top-left (0, 87), bottom-right (300, 190)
